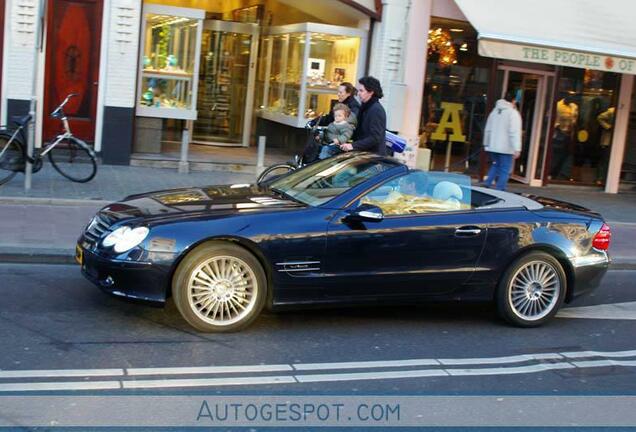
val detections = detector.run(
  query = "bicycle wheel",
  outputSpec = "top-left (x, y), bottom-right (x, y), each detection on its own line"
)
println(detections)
top-left (0, 133), bottom-right (24, 185)
top-left (256, 164), bottom-right (295, 184)
top-left (48, 137), bottom-right (97, 183)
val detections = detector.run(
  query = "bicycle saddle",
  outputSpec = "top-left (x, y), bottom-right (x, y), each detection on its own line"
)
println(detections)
top-left (12, 114), bottom-right (32, 126)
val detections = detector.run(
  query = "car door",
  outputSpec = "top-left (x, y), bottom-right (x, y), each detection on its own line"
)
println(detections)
top-left (323, 171), bottom-right (487, 299)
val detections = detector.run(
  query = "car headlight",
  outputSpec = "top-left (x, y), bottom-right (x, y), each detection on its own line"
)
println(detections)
top-left (102, 226), bottom-right (149, 253)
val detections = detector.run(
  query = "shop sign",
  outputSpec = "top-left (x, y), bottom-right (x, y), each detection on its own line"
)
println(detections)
top-left (430, 102), bottom-right (466, 143)
top-left (479, 39), bottom-right (636, 75)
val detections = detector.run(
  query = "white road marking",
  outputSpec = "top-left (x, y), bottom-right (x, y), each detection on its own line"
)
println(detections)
top-left (570, 359), bottom-right (636, 368)
top-left (561, 349), bottom-right (636, 359)
top-left (446, 362), bottom-right (575, 376)
top-left (127, 364), bottom-right (292, 376)
top-left (0, 381), bottom-right (121, 392)
top-left (295, 369), bottom-right (448, 383)
top-left (1, 348), bottom-right (635, 392)
top-left (438, 353), bottom-right (562, 365)
top-left (0, 369), bottom-right (124, 378)
top-left (122, 376), bottom-right (296, 389)
top-left (557, 301), bottom-right (636, 320)
top-left (293, 358), bottom-right (439, 371)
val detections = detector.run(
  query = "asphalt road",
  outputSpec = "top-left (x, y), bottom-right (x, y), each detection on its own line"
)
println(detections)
top-left (1, 263), bottom-right (635, 395)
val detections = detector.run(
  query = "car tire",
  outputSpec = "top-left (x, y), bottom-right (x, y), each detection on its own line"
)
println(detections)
top-left (172, 241), bottom-right (267, 332)
top-left (496, 251), bottom-right (566, 327)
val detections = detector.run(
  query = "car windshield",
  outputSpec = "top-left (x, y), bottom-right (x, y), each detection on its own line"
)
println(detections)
top-left (269, 153), bottom-right (400, 206)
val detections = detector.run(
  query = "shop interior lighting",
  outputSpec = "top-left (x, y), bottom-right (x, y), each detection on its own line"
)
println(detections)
top-left (149, 15), bottom-right (192, 29)
top-left (428, 27), bottom-right (456, 66)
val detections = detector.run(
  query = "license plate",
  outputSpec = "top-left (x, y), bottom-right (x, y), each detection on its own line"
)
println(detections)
top-left (75, 244), bottom-right (83, 265)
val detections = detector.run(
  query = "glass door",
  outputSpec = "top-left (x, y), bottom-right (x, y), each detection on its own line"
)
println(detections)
top-left (497, 67), bottom-right (552, 185)
top-left (192, 21), bottom-right (258, 147)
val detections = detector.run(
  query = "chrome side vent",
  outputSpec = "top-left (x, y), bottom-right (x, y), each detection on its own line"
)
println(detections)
top-left (275, 260), bottom-right (321, 274)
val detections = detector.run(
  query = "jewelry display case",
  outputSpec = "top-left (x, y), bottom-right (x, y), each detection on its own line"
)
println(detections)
top-left (257, 23), bottom-right (367, 128)
top-left (136, 4), bottom-right (204, 120)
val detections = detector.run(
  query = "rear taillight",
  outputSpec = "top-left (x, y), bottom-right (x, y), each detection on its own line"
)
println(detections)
top-left (592, 223), bottom-right (611, 251)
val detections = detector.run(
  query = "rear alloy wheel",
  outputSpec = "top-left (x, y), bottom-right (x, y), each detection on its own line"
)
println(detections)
top-left (496, 251), bottom-right (566, 327)
top-left (172, 242), bottom-right (266, 332)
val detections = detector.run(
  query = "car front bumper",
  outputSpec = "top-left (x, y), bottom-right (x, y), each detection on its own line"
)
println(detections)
top-left (79, 245), bottom-right (171, 305)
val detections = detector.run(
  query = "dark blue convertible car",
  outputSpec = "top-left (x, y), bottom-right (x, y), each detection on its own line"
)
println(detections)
top-left (77, 152), bottom-right (610, 332)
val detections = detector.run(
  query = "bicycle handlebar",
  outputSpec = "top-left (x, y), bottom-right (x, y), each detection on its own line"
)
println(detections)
top-left (58, 93), bottom-right (78, 110)
top-left (50, 93), bottom-right (78, 118)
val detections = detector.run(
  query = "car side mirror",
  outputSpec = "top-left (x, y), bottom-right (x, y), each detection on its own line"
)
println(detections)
top-left (346, 203), bottom-right (384, 222)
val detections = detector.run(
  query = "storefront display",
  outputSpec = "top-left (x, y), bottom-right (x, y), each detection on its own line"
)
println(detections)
top-left (191, 20), bottom-right (259, 146)
top-left (420, 19), bottom-right (492, 175)
top-left (257, 23), bottom-right (367, 128)
top-left (136, 4), bottom-right (205, 120)
top-left (549, 68), bottom-right (619, 186)
top-left (621, 85), bottom-right (636, 191)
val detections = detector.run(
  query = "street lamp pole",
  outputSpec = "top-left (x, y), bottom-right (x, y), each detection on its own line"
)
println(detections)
top-left (25, 0), bottom-right (45, 191)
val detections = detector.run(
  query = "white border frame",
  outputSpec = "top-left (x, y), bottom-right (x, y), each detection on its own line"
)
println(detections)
top-left (606, 74), bottom-right (634, 193)
top-left (0, 0), bottom-right (9, 126)
top-left (93, 0), bottom-right (111, 153)
top-left (498, 65), bottom-right (555, 186)
top-left (190, 20), bottom-right (260, 147)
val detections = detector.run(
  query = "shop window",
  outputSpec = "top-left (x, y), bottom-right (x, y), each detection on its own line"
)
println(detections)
top-left (620, 82), bottom-right (636, 191)
top-left (257, 23), bottom-right (366, 128)
top-left (420, 19), bottom-right (492, 176)
top-left (136, 4), bottom-right (204, 120)
top-left (549, 68), bottom-right (619, 186)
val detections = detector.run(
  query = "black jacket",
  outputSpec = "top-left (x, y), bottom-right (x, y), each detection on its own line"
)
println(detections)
top-left (318, 96), bottom-right (361, 126)
top-left (352, 97), bottom-right (386, 155)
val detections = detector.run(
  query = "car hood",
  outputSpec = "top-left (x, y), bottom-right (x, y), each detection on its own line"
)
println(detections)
top-left (98, 184), bottom-right (304, 222)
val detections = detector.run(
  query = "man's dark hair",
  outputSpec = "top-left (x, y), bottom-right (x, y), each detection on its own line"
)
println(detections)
top-left (340, 82), bottom-right (357, 97)
top-left (504, 90), bottom-right (516, 102)
top-left (358, 76), bottom-right (384, 99)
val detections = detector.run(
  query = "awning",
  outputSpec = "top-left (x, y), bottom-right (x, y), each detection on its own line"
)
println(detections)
top-left (454, 0), bottom-right (636, 74)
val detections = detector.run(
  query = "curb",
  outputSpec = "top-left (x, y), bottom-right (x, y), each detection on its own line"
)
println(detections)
top-left (0, 197), bottom-right (110, 206)
top-left (0, 252), bottom-right (76, 265)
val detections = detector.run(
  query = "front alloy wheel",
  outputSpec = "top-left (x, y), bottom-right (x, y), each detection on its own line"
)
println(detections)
top-left (172, 242), bottom-right (266, 332)
top-left (496, 251), bottom-right (566, 327)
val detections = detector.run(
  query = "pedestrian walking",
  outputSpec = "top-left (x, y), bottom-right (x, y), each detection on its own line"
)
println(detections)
top-left (339, 76), bottom-right (386, 156)
top-left (482, 90), bottom-right (522, 190)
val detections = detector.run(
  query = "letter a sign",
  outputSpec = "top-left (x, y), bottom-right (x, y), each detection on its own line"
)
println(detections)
top-left (431, 102), bottom-right (466, 142)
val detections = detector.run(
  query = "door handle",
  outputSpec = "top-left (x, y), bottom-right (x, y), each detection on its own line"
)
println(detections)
top-left (455, 226), bottom-right (482, 236)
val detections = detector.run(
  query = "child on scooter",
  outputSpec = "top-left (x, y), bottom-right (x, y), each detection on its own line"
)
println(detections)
top-left (318, 103), bottom-right (355, 160)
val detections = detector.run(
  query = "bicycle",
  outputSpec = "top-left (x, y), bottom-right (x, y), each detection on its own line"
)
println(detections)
top-left (256, 120), bottom-right (408, 185)
top-left (256, 117), bottom-right (327, 185)
top-left (0, 93), bottom-right (97, 185)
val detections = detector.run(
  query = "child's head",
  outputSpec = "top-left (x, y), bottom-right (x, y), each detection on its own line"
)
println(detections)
top-left (333, 103), bottom-right (350, 123)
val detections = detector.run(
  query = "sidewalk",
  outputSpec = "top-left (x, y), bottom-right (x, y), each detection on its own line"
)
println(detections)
top-left (0, 163), bottom-right (634, 267)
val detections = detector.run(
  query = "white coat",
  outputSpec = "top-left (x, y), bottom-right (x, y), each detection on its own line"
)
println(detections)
top-left (483, 99), bottom-right (522, 155)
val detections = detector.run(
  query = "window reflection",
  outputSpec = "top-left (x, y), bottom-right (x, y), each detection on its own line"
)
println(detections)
top-left (550, 68), bottom-right (619, 186)
top-left (421, 19), bottom-right (491, 176)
